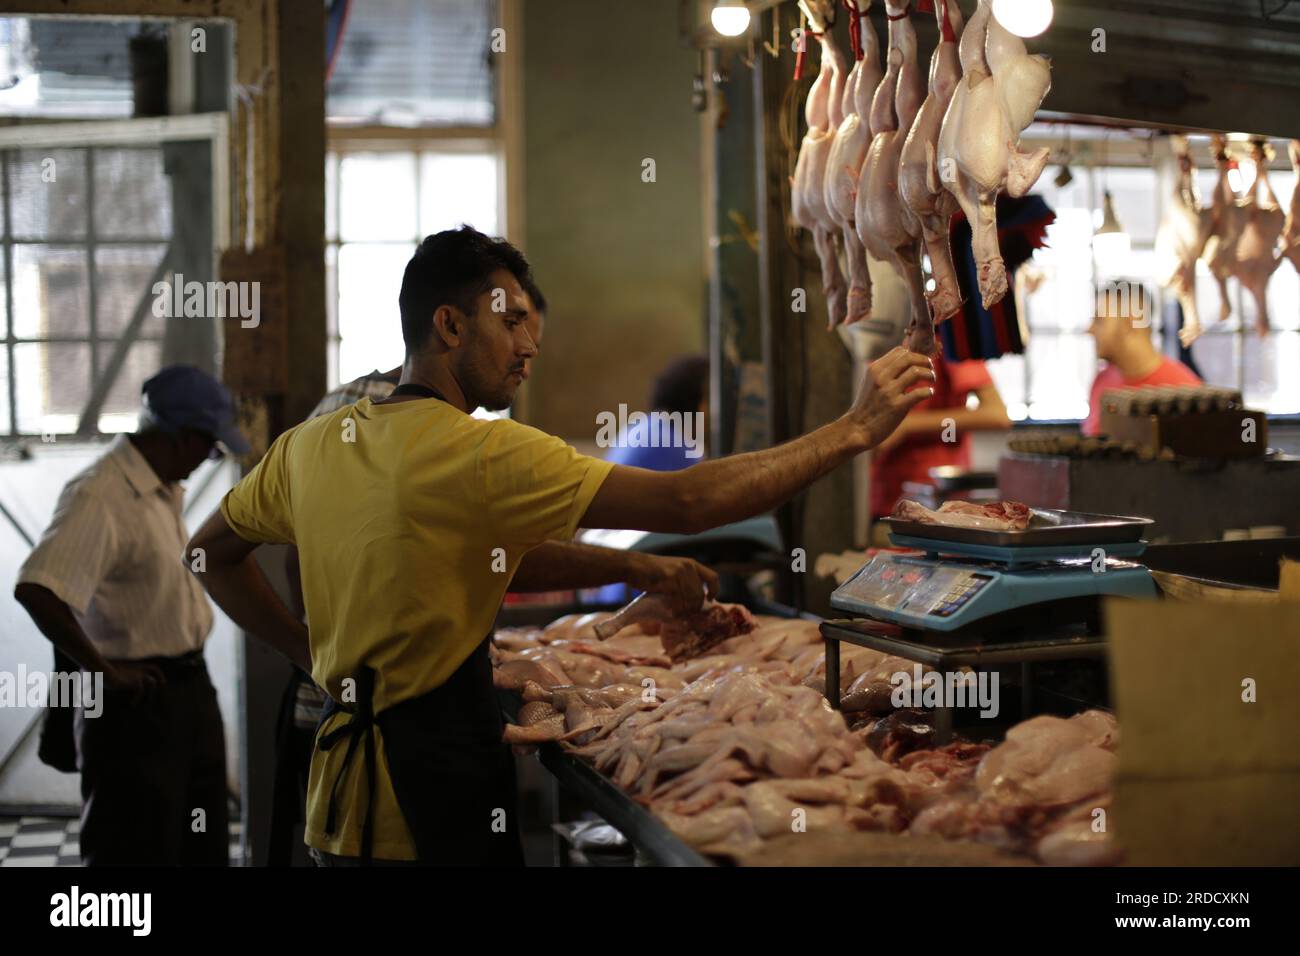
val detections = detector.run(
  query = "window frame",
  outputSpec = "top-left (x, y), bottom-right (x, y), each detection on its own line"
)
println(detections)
top-left (0, 112), bottom-right (229, 440)
top-left (322, 0), bottom-right (524, 391)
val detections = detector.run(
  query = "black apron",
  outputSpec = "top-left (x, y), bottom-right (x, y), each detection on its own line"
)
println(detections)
top-left (316, 383), bottom-right (523, 866)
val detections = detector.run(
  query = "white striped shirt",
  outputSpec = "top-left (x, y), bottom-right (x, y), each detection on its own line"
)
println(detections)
top-left (17, 435), bottom-right (213, 660)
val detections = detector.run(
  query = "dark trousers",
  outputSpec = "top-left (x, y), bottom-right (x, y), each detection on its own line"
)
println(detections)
top-left (268, 671), bottom-right (314, 867)
top-left (76, 656), bottom-right (228, 866)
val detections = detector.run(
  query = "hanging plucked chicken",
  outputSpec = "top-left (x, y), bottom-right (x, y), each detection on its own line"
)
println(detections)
top-left (898, 0), bottom-right (966, 351)
top-left (791, 1), bottom-right (852, 328)
top-left (935, 0), bottom-right (1051, 310)
top-left (854, 1), bottom-right (931, 352)
top-left (823, 0), bottom-right (883, 326)
top-left (1153, 135), bottom-right (1208, 346)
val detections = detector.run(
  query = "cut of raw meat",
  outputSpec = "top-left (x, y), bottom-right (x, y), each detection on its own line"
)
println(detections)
top-left (892, 498), bottom-right (1032, 531)
top-left (595, 594), bottom-right (756, 662)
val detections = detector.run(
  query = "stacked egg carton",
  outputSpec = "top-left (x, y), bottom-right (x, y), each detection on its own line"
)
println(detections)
top-left (1099, 385), bottom-right (1266, 460)
top-left (1101, 385), bottom-right (1242, 417)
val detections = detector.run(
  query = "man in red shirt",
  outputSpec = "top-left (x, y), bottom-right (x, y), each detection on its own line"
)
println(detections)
top-left (870, 353), bottom-right (1012, 518)
top-left (1083, 282), bottom-right (1201, 436)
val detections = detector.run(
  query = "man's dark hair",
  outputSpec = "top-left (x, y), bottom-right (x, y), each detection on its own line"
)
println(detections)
top-left (649, 355), bottom-right (709, 415)
top-left (399, 225), bottom-right (532, 353)
top-left (520, 273), bottom-right (547, 315)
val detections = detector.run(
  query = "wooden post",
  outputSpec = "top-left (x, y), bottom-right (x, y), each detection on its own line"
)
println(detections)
top-left (753, 4), bottom-right (857, 614)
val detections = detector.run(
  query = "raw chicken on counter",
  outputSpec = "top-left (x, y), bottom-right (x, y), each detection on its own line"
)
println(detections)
top-left (936, 0), bottom-right (1051, 310)
top-left (594, 594), bottom-right (756, 661)
top-left (909, 711), bottom-right (1121, 866)
top-left (492, 609), bottom-right (1122, 865)
top-left (892, 498), bottom-right (1032, 531)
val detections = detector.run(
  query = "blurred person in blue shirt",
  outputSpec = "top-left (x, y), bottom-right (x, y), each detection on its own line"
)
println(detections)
top-left (604, 354), bottom-right (709, 470)
top-left (592, 355), bottom-right (709, 604)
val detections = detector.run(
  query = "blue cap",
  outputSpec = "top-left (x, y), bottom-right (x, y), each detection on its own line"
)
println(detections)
top-left (141, 365), bottom-right (250, 455)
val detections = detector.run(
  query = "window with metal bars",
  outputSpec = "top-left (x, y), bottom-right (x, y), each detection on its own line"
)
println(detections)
top-left (0, 145), bottom-right (174, 438)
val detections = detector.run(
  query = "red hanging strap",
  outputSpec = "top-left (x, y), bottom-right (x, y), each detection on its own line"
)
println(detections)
top-left (917, 0), bottom-right (957, 42)
top-left (940, 0), bottom-right (956, 42)
top-left (794, 29), bottom-right (823, 81)
top-left (842, 1), bottom-right (864, 61)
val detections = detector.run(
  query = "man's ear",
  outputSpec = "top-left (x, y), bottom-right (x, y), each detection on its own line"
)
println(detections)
top-left (432, 305), bottom-right (465, 348)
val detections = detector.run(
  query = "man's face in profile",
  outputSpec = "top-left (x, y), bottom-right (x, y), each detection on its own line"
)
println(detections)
top-left (459, 270), bottom-right (537, 411)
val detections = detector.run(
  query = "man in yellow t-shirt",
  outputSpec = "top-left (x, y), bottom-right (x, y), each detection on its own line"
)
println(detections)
top-left (189, 226), bottom-right (934, 865)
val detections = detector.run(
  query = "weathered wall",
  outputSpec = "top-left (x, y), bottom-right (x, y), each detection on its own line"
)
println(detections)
top-left (521, 0), bottom-right (705, 439)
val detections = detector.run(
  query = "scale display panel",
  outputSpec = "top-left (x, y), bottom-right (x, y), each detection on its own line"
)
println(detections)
top-left (831, 551), bottom-right (1158, 632)
top-left (835, 553), bottom-right (995, 619)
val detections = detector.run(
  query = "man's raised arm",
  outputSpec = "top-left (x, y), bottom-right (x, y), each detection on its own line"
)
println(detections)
top-left (581, 347), bottom-right (934, 534)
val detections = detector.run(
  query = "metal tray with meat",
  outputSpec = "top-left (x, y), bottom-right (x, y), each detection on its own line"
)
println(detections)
top-left (882, 499), bottom-right (1154, 548)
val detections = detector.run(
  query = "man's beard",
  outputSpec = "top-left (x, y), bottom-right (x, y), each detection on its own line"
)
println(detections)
top-left (479, 384), bottom-right (517, 412)
top-left (462, 355), bottom-right (518, 411)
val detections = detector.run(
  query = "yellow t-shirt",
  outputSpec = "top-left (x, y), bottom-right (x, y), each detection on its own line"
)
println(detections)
top-left (220, 397), bottom-right (613, 859)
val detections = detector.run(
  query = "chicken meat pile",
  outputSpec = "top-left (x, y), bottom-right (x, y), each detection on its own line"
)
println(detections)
top-left (492, 608), bottom-right (1120, 865)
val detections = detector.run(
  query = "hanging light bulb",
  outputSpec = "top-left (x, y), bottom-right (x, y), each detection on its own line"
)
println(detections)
top-left (711, 1), bottom-right (752, 37)
top-left (1093, 190), bottom-right (1130, 275)
top-left (991, 0), bottom-right (1054, 38)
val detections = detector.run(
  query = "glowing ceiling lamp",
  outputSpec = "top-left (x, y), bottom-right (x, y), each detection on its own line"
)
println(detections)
top-left (711, 1), bottom-right (752, 37)
top-left (991, 0), bottom-right (1054, 39)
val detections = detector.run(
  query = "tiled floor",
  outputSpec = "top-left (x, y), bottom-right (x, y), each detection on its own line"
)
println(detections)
top-left (0, 815), bottom-right (243, 866)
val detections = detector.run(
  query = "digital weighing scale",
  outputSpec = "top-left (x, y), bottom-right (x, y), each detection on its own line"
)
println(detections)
top-left (821, 509), bottom-right (1158, 739)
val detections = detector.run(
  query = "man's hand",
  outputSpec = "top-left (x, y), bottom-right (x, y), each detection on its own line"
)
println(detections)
top-left (629, 554), bottom-right (719, 615)
top-left (847, 347), bottom-right (935, 449)
top-left (873, 416), bottom-right (912, 458)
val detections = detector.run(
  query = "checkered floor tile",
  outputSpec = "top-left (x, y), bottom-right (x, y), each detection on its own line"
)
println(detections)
top-left (0, 815), bottom-right (244, 867)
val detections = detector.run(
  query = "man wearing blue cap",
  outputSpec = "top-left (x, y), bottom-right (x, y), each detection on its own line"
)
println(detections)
top-left (14, 364), bottom-right (249, 865)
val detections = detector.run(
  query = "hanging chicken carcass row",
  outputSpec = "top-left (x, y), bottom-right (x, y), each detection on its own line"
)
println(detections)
top-left (791, 2), bottom-right (852, 329)
top-left (854, 1), bottom-right (931, 353)
top-left (1227, 140), bottom-right (1285, 336)
top-left (898, 0), bottom-right (966, 347)
top-left (823, 1), bottom-right (883, 327)
top-left (1200, 134), bottom-right (1246, 330)
top-left (936, 0), bottom-right (1051, 311)
top-left (1154, 136), bottom-right (1208, 346)
top-left (1281, 141), bottom-right (1300, 276)
top-left (1200, 136), bottom-right (1286, 337)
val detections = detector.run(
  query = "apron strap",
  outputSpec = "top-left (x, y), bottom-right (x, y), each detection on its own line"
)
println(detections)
top-left (318, 666), bottom-right (378, 864)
